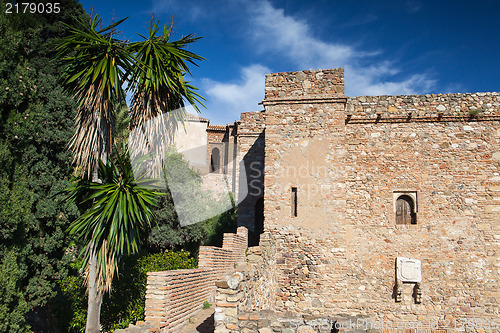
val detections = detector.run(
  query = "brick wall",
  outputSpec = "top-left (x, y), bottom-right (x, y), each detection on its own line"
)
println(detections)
top-left (222, 227), bottom-right (248, 256)
top-left (144, 227), bottom-right (248, 332)
top-left (198, 228), bottom-right (247, 280)
top-left (145, 268), bottom-right (216, 332)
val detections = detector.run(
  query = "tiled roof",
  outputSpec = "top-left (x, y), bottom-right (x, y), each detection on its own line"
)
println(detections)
top-left (207, 124), bottom-right (226, 131)
top-left (185, 113), bottom-right (209, 122)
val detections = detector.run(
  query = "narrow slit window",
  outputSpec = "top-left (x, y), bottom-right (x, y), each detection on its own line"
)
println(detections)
top-left (291, 187), bottom-right (298, 217)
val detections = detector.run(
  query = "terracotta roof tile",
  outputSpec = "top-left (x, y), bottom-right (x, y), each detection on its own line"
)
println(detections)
top-left (207, 124), bottom-right (226, 131)
top-left (185, 113), bottom-right (209, 122)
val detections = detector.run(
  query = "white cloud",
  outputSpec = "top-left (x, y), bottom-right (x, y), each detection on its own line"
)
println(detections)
top-left (249, 1), bottom-right (354, 69)
top-left (346, 68), bottom-right (436, 96)
top-left (191, 0), bottom-right (436, 124)
top-left (246, 0), bottom-right (435, 97)
top-left (200, 64), bottom-right (269, 124)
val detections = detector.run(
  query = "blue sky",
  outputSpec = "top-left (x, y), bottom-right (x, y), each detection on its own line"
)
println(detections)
top-left (78, 0), bottom-right (500, 125)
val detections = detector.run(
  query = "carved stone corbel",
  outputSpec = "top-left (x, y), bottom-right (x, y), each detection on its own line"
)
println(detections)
top-left (395, 279), bottom-right (403, 303)
top-left (413, 282), bottom-right (422, 304)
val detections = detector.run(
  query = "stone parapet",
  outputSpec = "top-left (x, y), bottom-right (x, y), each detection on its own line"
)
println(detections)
top-left (347, 92), bottom-right (500, 119)
top-left (264, 69), bottom-right (344, 100)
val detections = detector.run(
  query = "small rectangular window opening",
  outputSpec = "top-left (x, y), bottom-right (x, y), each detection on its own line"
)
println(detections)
top-left (291, 187), bottom-right (298, 217)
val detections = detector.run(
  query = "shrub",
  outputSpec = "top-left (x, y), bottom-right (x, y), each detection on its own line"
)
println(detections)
top-left (56, 250), bottom-right (195, 332)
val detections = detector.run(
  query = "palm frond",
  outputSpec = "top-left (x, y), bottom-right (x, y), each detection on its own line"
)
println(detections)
top-left (56, 15), bottom-right (135, 178)
top-left (126, 19), bottom-right (205, 177)
top-left (67, 148), bottom-right (163, 292)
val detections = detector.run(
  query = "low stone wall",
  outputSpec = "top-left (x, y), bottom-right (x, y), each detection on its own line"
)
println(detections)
top-left (213, 237), bottom-right (341, 333)
top-left (239, 233), bottom-right (277, 312)
top-left (214, 231), bottom-right (281, 332)
top-left (142, 227), bottom-right (248, 333)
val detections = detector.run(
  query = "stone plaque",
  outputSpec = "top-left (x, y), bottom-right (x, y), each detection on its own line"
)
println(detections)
top-left (396, 257), bottom-right (421, 283)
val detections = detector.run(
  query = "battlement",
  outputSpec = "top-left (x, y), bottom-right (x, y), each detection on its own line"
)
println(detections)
top-left (264, 68), bottom-right (344, 100)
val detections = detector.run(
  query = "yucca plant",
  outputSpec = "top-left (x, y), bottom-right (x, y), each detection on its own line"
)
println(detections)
top-left (66, 146), bottom-right (163, 332)
top-left (57, 14), bottom-right (204, 333)
top-left (57, 15), bottom-right (135, 332)
top-left (57, 15), bottom-right (134, 179)
top-left (67, 147), bottom-right (162, 293)
top-left (127, 19), bottom-right (205, 177)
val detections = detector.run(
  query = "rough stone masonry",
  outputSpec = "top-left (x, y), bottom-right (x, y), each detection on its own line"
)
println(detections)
top-left (228, 67), bottom-right (500, 332)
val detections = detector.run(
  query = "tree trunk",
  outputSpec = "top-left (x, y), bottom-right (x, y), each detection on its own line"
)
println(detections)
top-left (85, 247), bottom-right (103, 333)
top-left (85, 160), bottom-right (106, 332)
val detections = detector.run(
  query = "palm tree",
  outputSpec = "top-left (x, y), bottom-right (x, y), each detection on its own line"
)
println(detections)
top-left (66, 146), bottom-right (162, 331)
top-left (58, 15), bottom-right (204, 333)
top-left (127, 19), bottom-right (204, 177)
top-left (58, 15), bottom-right (134, 179)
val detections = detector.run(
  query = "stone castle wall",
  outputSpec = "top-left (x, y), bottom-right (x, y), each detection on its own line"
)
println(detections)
top-left (341, 94), bottom-right (500, 325)
top-left (135, 68), bottom-right (499, 333)
top-left (236, 111), bottom-right (266, 245)
top-left (257, 68), bottom-right (500, 329)
top-left (347, 92), bottom-right (499, 118)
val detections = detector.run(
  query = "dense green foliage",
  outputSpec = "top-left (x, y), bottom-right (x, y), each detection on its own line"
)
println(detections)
top-left (55, 250), bottom-right (195, 333)
top-left (0, 1), bottom-right (87, 331)
top-left (66, 147), bottom-right (164, 293)
top-left (51, 263), bottom-right (87, 333)
top-left (148, 148), bottom-right (238, 253)
top-left (0, 3), bottom-right (236, 331)
top-left (0, 251), bottom-right (29, 332)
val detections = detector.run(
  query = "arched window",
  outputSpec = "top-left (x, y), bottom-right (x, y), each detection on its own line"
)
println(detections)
top-left (210, 147), bottom-right (220, 173)
top-left (395, 195), bottom-right (417, 225)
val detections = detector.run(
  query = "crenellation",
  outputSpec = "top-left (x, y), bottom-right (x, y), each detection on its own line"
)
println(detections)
top-left (264, 69), bottom-right (345, 100)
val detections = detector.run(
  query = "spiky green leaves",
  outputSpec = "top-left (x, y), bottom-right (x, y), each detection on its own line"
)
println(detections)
top-left (127, 20), bottom-right (206, 177)
top-left (57, 15), bottom-right (133, 178)
top-left (66, 148), bottom-right (163, 292)
top-left (128, 19), bottom-right (205, 123)
top-left (57, 16), bottom-right (205, 179)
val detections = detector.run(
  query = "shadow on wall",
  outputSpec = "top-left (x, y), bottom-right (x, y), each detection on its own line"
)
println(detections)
top-left (238, 130), bottom-right (265, 247)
